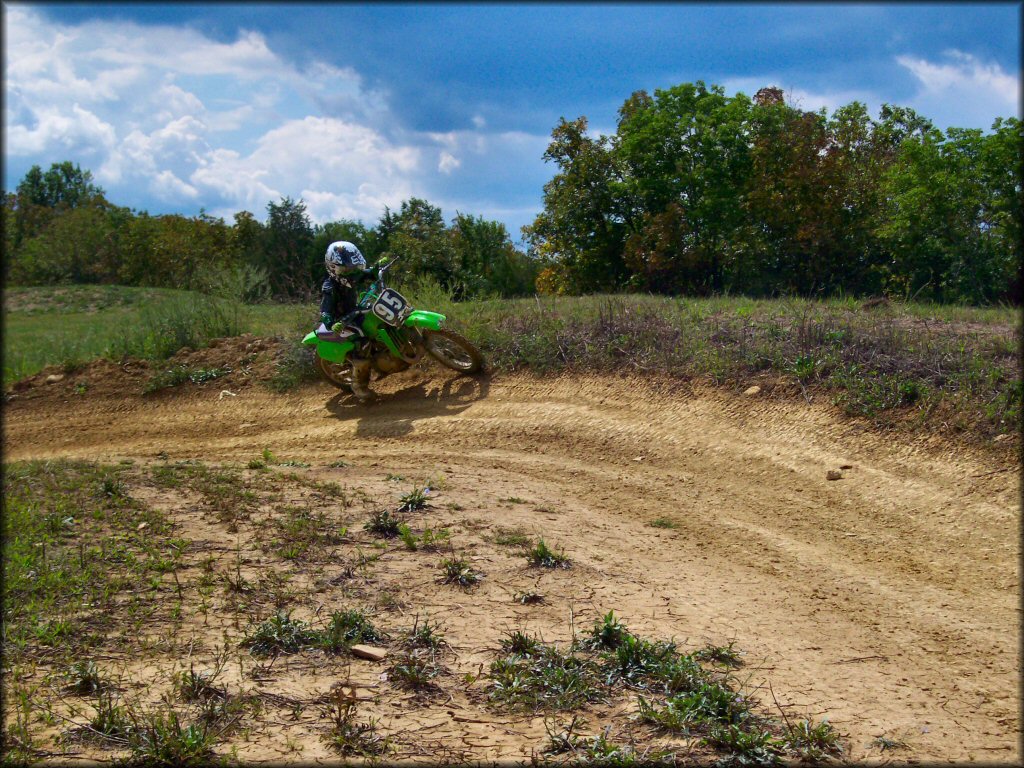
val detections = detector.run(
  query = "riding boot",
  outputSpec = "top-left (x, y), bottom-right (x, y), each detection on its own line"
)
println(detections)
top-left (349, 357), bottom-right (374, 400)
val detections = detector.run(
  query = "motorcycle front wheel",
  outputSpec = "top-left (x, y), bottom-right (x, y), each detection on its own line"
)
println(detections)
top-left (423, 329), bottom-right (484, 374)
top-left (316, 356), bottom-right (353, 389)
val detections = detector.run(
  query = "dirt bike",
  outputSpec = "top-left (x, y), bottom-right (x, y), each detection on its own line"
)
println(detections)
top-left (301, 258), bottom-right (484, 398)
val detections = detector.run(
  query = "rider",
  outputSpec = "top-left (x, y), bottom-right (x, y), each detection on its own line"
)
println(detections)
top-left (320, 240), bottom-right (377, 399)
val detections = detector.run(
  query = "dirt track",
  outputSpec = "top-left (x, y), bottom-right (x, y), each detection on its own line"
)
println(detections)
top-left (4, 364), bottom-right (1020, 762)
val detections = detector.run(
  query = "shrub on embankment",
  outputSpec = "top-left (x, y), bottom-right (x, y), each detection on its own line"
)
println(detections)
top-left (437, 290), bottom-right (1020, 442)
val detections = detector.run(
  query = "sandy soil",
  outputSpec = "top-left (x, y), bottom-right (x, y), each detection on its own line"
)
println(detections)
top-left (3, 359), bottom-right (1019, 764)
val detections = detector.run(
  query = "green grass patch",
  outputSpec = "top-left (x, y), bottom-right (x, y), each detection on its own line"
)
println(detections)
top-left (2, 460), bottom-right (178, 662)
top-left (493, 526), bottom-right (532, 548)
top-left (488, 639), bottom-right (603, 712)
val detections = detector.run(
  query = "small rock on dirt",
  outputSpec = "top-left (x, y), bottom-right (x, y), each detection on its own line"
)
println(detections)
top-left (351, 644), bottom-right (388, 662)
top-left (45, 374), bottom-right (65, 384)
top-left (839, 464), bottom-right (854, 470)
top-left (826, 470), bottom-right (843, 481)
top-left (743, 385), bottom-right (761, 396)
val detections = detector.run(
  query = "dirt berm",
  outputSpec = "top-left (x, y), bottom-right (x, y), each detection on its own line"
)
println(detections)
top-left (3, 346), bottom-right (1019, 763)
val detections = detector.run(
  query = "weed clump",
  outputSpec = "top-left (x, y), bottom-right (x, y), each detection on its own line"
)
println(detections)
top-left (267, 341), bottom-right (317, 393)
top-left (404, 615), bottom-right (446, 650)
top-left (242, 612), bottom-right (319, 657)
top-left (695, 641), bottom-right (743, 668)
top-left (364, 509), bottom-right (403, 538)
top-left (398, 523), bottom-right (449, 551)
top-left (389, 650), bottom-right (442, 692)
top-left (526, 538), bottom-right (571, 569)
top-left (784, 718), bottom-right (843, 761)
top-left (144, 365), bottom-right (229, 394)
top-left (493, 526), bottom-right (531, 548)
top-left (440, 556), bottom-right (482, 588)
top-left (319, 609), bottom-right (382, 652)
top-left (324, 688), bottom-right (388, 757)
top-left (585, 611), bottom-right (630, 650)
top-left (488, 640), bottom-right (602, 712)
top-left (176, 665), bottom-right (226, 702)
top-left (64, 660), bottom-right (106, 695)
top-left (126, 711), bottom-right (216, 766)
top-left (398, 486), bottom-right (431, 512)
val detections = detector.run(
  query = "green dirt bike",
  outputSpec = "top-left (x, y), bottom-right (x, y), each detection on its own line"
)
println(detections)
top-left (302, 258), bottom-right (484, 399)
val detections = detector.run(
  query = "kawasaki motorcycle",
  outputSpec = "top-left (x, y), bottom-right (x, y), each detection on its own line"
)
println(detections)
top-left (302, 258), bottom-right (484, 399)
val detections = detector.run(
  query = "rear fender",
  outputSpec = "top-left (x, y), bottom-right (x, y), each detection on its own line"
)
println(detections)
top-left (303, 327), bottom-right (356, 363)
top-left (404, 310), bottom-right (445, 331)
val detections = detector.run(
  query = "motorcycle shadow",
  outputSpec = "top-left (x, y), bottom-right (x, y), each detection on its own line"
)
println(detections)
top-left (325, 373), bottom-right (490, 438)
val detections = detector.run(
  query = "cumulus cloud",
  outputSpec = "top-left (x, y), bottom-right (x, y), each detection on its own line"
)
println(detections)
top-left (7, 103), bottom-right (117, 156)
top-left (187, 117), bottom-right (421, 220)
top-left (438, 151), bottom-right (461, 174)
top-left (3, 5), bottom-right (549, 227)
top-left (896, 50), bottom-right (1019, 129)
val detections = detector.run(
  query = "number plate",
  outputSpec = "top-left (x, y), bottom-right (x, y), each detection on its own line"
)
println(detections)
top-left (371, 288), bottom-right (411, 326)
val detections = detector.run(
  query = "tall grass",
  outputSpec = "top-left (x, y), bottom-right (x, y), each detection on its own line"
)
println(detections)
top-left (2, 276), bottom-right (284, 385)
top-left (440, 292), bottom-right (1020, 438)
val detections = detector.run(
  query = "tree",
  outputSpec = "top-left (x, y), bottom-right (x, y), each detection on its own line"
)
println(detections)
top-left (450, 212), bottom-right (538, 297)
top-left (522, 117), bottom-right (627, 293)
top-left (262, 197), bottom-right (314, 298)
top-left (377, 198), bottom-right (458, 288)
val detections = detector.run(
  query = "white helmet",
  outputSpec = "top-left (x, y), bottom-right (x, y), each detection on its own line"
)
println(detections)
top-left (325, 241), bottom-right (367, 280)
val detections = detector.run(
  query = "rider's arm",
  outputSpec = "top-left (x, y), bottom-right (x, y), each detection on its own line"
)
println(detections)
top-left (319, 276), bottom-right (338, 327)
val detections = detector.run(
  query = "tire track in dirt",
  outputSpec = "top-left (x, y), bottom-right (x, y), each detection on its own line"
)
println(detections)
top-left (3, 368), bottom-right (1019, 762)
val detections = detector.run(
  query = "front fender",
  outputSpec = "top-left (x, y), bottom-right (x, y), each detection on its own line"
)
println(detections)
top-left (404, 309), bottom-right (445, 331)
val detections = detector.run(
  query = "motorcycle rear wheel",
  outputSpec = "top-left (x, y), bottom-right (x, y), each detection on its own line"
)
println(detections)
top-left (316, 356), bottom-right (353, 389)
top-left (423, 329), bottom-right (484, 374)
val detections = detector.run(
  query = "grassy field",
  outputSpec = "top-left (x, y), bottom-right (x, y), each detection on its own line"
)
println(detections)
top-left (4, 283), bottom-right (1020, 442)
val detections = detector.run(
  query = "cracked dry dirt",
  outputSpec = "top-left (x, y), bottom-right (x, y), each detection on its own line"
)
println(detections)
top-left (4, 362), bottom-right (1019, 763)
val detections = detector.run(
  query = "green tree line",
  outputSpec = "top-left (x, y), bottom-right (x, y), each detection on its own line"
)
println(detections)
top-left (524, 83), bottom-right (1022, 304)
top-left (3, 162), bottom-right (539, 300)
top-left (5, 82), bottom-right (1020, 306)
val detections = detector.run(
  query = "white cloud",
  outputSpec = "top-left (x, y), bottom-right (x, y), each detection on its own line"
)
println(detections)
top-left (152, 169), bottom-right (199, 201)
top-left (896, 50), bottom-right (1020, 128)
top-left (188, 116), bottom-right (421, 221)
top-left (6, 103), bottom-right (117, 155)
top-left (438, 151), bottom-right (461, 174)
top-left (3, 6), bottom-right (546, 230)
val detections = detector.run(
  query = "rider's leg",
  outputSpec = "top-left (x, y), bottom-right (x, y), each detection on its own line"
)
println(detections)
top-left (348, 355), bottom-right (373, 400)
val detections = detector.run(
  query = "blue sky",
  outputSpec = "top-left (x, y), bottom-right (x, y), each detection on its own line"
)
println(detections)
top-left (4, 2), bottom-right (1020, 243)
